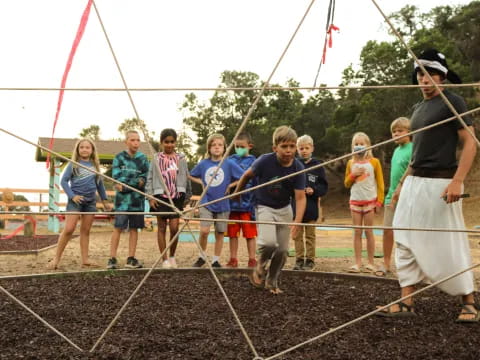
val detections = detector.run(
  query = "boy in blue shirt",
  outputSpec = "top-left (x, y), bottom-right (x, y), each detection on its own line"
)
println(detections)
top-left (226, 132), bottom-right (257, 268)
top-left (189, 133), bottom-right (244, 268)
top-left (234, 126), bottom-right (306, 294)
top-left (293, 135), bottom-right (328, 271)
top-left (107, 131), bottom-right (149, 269)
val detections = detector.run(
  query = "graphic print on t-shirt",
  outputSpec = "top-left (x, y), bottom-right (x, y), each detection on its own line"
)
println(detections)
top-left (204, 166), bottom-right (225, 187)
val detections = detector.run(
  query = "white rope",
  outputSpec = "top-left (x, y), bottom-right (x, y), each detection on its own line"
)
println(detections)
top-left (0, 285), bottom-right (83, 352)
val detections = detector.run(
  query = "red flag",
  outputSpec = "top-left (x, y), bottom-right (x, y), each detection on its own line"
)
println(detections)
top-left (47, 0), bottom-right (93, 168)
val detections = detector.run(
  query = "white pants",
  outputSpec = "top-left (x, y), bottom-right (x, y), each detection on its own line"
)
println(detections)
top-left (393, 176), bottom-right (474, 296)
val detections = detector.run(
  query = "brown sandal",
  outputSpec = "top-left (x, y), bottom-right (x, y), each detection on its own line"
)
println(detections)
top-left (375, 301), bottom-right (416, 317)
top-left (456, 303), bottom-right (480, 323)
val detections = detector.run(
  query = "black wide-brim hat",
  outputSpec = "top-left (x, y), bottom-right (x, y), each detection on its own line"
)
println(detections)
top-left (411, 48), bottom-right (462, 84)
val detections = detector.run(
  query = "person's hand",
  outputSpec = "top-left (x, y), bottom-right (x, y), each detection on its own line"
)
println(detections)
top-left (225, 183), bottom-right (236, 195)
top-left (305, 187), bottom-right (314, 195)
top-left (138, 179), bottom-right (145, 188)
top-left (231, 191), bottom-right (241, 202)
top-left (390, 184), bottom-right (402, 207)
top-left (114, 183), bottom-right (123, 192)
top-left (102, 201), bottom-right (112, 211)
top-left (352, 167), bottom-right (365, 177)
top-left (441, 179), bottom-right (463, 203)
top-left (72, 195), bottom-right (84, 204)
top-left (290, 224), bottom-right (300, 238)
top-left (149, 198), bottom-right (159, 210)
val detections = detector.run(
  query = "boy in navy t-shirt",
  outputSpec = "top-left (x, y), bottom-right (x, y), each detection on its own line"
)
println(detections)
top-left (234, 126), bottom-right (306, 294)
top-left (189, 133), bottom-right (244, 268)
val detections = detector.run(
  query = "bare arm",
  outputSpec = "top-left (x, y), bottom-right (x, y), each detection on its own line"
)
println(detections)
top-left (188, 174), bottom-right (204, 187)
top-left (442, 126), bottom-right (477, 203)
top-left (290, 189), bottom-right (307, 238)
top-left (234, 169), bottom-right (255, 193)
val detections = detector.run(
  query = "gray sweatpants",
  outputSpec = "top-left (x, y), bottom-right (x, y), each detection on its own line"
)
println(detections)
top-left (256, 205), bottom-right (293, 288)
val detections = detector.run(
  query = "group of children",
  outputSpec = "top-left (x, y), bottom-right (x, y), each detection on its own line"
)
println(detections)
top-left (48, 119), bottom-right (411, 291)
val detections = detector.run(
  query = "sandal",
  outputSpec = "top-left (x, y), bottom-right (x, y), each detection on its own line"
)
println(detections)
top-left (363, 264), bottom-right (376, 273)
top-left (456, 303), bottom-right (480, 323)
top-left (375, 264), bottom-right (388, 277)
top-left (375, 301), bottom-right (416, 317)
top-left (265, 280), bottom-right (283, 295)
top-left (347, 264), bottom-right (361, 273)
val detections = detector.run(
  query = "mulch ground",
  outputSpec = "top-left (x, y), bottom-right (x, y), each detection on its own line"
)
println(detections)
top-left (0, 235), bottom-right (59, 252)
top-left (0, 270), bottom-right (478, 360)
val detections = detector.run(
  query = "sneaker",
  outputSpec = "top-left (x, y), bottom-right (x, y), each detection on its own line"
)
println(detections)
top-left (169, 257), bottom-right (178, 269)
top-left (293, 258), bottom-right (304, 271)
top-left (107, 257), bottom-right (118, 269)
top-left (125, 256), bottom-right (143, 269)
top-left (211, 261), bottom-right (222, 268)
top-left (162, 259), bottom-right (172, 269)
top-left (226, 258), bottom-right (238, 268)
top-left (247, 258), bottom-right (257, 268)
top-left (303, 259), bottom-right (315, 271)
top-left (192, 257), bottom-right (206, 268)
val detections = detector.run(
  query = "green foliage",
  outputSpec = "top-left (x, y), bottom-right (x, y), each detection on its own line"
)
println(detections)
top-left (79, 125), bottom-right (100, 140)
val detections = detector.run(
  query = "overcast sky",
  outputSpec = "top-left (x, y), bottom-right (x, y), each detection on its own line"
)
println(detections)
top-left (0, 0), bottom-right (472, 192)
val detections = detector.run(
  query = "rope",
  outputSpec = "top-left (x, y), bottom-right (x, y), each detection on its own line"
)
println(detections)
top-left (1, 83), bottom-right (478, 91)
top-left (370, 0), bottom-right (480, 148)
top-left (89, 220), bottom-right (189, 352)
top-left (265, 260), bottom-right (480, 359)
top-left (0, 285), bottom-right (83, 352)
top-left (91, 0), bottom-right (179, 215)
top-left (183, 223), bottom-right (260, 358)
top-left (182, 106), bottom-right (480, 215)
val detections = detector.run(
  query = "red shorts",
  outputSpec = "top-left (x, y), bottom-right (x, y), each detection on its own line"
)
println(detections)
top-left (227, 212), bottom-right (257, 239)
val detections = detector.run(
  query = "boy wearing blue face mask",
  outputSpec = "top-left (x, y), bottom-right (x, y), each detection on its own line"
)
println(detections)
top-left (344, 132), bottom-right (384, 274)
top-left (226, 132), bottom-right (258, 268)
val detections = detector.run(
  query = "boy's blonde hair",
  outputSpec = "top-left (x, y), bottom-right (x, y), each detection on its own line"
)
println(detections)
top-left (125, 130), bottom-right (140, 140)
top-left (297, 134), bottom-right (314, 147)
top-left (351, 132), bottom-right (373, 159)
top-left (205, 133), bottom-right (226, 158)
top-left (273, 126), bottom-right (297, 146)
top-left (390, 117), bottom-right (410, 132)
top-left (71, 138), bottom-right (101, 180)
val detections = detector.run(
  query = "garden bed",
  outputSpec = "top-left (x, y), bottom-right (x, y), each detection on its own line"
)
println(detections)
top-left (0, 270), bottom-right (478, 359)
top-left (0, 235), bottom-right (60, 253)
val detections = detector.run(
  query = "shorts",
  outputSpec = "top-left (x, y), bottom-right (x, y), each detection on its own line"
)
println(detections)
top-left (152, 194), bottom-right (185, 219)
top-left (199, 207), bottom-right (229, 233)
top-left (227, 211), bottom-right (257, 239)
top-left (383, 204), bottom-right (395, 227)
top-left (66, 198), bottom-right (97, 213)
top-left (349, 202), bottom-right (376, 214)
top-left (114, 214), bottom-right (145, 230)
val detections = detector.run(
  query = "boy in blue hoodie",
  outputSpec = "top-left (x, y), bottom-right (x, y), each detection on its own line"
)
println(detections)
top-left (292, 135), bottom-right (328, 271)
top-left (226, 133), bottom-right (257, 268)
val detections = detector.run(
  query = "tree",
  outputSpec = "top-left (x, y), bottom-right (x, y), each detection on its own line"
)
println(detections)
top-left (118, 117), bottom-right (159, 151)
top-left (79, 125), bottom-right (100, 140)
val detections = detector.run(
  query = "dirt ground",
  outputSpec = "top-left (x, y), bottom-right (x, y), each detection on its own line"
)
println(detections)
top-left (1, 210), bottom-right (480, 287)
top-left (1, 271), bottom-right (479, 359)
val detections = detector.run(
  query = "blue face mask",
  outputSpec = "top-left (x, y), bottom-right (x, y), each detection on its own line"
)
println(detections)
top-left (353, 145), bottom-right (366, 155)
top-left (235, 147), bottom-right (248, 157)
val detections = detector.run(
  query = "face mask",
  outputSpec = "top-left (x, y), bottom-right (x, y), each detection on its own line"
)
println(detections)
top-left (353, 145), bottom-right (366, 155)
top-left (235, 147), bottom-right (248, 157)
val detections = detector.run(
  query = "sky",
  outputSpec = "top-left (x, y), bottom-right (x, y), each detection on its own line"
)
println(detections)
top-left (0, 0), bottom-right (473, 195)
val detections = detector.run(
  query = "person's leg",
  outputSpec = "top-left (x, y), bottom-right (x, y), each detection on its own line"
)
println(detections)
top-left (110, 228), bottom-right (122, 258)
top-left (382, 229), bottom-right (394, 270)
top-left (254, 206), bottom-right (277, 283)
top-left (199, 226), bottom-right (210, 252)
top-left (363, 210), bottom-right (375, 267)
top-left (458, 293), bottom-right (479, 321)
top-left (128, 228), bottom-right (138, 258)
top-left (377, 285), bottom-right (416, 315)
top-left (157, 217), bottom-right (168, 261)
top-left (48, 214), bottom-right (80, 268)
top-left (292, 224), bottom-right (305, 269)
top-left (246, 237), bottom-right (256, 265)
top-left (79, 214), bottom-right (95, 265)
top-left (228, 236), bottom-right (239, 261)
top-left (351, 211), bottom-right (363, 268)
top-left (227, 213), bottom-right (240, 265)
top-left (168, 217), bottom-right (180, 257)
top-left (214, 232), bottom-right (224, 257)
top-left (305, 220), bottom-right (316, 261)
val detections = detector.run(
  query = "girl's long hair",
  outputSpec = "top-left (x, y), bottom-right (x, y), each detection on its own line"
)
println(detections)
top-left (351, 132), bottom-right (373, 160)
top-left (71, 138), bottom-right (101, 180)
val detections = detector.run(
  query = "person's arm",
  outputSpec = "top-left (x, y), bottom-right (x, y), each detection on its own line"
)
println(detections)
top-left (291, 189), bottom-right (307, 238)
top-left (145, 158), bottom-right (155, 195)
top-left (442, 126), bottom-right (477, 203)
top-left (96, 178), bottom-right (112, 211)
top-left (112, 156), bottom-right (125, 192)
top-left (138, 156), bottom-right (149, 189)
top-left (313, 166), bottom-right (328, 197)
top-left (373, 158), bottom-right (385, 207)
top-left (60, 164), bottom-right (75, 199)
top-left (344, 160), bottom-right (356, 188)
top-left (390, 165), bottom-right (412, 206)
top-left (234, 168), bottom-right (255, 194)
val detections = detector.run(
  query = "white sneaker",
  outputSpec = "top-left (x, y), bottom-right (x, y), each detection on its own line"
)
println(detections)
top-left (162, 259), bottom-right (172, 269)
top-left (169, 257), bottom-right (178, 269)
